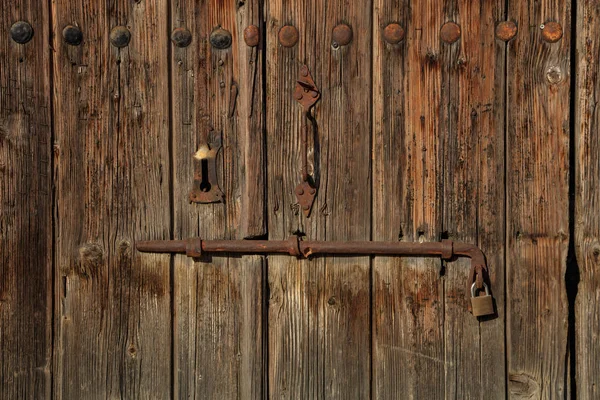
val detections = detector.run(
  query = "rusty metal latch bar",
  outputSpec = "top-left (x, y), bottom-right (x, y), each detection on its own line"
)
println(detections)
top-left (294, 65), bottom-right (320, 217)
top-left (136, 237), bottom-right (494, 318)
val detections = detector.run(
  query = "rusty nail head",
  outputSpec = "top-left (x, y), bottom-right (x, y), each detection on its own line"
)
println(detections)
top-left (332, 24), bottom-right (352, 47)
top-left (440, 22), bottom-right (461, 44)
top-left (10, 21), bottom-right (34, 44)
top-left (296, 187), bottom-right (304, 195)
top-left (541, 21), bottom-right (563, 43)
top-left (495, 21), bottom-right (517, 42)
top-left (278, 25), bottom-right (299, 47)
top-left (210, 27), bottom-right (232, 49)
top-left (62, 25), bottom-right (83, 46)
top-left (382, 23), bottom-right (405, 44)
top-left (244, 25), bottom-right (260, 47)
top-left (110, 26), bottom-right (131, 48)
top-left (294, 92), bottom-right (303, 100)
top-left (300, 65), bottom-right (309, 76)
top-left (171, 27), bottom-right (192, 47)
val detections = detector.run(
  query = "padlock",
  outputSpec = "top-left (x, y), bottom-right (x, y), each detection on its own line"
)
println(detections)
top-left (471, 282), bottom-right (494, 317)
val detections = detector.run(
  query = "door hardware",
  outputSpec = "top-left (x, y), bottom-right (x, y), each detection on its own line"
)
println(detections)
top-left (189, 134), bottom-right (224, 204)
top-left (10, 21), bottom-right (34, 44)
top-left (136, 237), bottom-right (495, 318)
top-left (294, 65), bottom-right (320, 217)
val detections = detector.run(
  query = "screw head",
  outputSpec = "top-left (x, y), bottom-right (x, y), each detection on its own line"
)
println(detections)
top-left (243, 25), bottom-right (260, 47)
top-left (171, 27), bottom-right (192, 47)
top-left (495, 21), bottom-right (517, 42)
top-left (440, 22), bottom-right (461, 44)
top-left (540, 21), bottom-right (563, 43)
top-left (10, 21), bottom-right (34, 44)
top-left (332, 23), bottom-right (353, 47)
top-left (382, 23), bottom-right (405, 44)
top-left (62, 25), bottom-right (83, 46)
top-left (278, 25), bottom-right (299, 48)
top-left (210, 27), bottom-right (232, 49)
top-left (110, 26), bottom-right (131, 48)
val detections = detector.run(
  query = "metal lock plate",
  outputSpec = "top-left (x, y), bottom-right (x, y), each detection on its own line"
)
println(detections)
top-left (189, 133), bottom-right (224, 204)
top-left (471, 282), bottom-right (494, 317)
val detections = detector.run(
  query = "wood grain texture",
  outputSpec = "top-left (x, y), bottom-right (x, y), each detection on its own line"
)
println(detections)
top-left (0, 2), bottom-right (52, 398)
top-left (171, 0), bottom-right (265, 398)
top-left (266, 0), bottom-right (372, 398)
top-left (575, 1), bottom-right (600, 398)
top-left (506, 0), bottom-right (571, 398)
top-left (52, 0), bottom-right (172, 398)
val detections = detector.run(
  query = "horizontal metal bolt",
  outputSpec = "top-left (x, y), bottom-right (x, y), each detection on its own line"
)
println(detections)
top-left (110, 26), bottom-right (131, 48)
top-left (171, 27), bottom-right (192, 47)
top-left (62, 25), bottom-right (83, 46)
top-left (541, 21), bottom-right (563, 43)
top-left (278, 25), bottom-right (299, 47)
top-left (440, 22), bottom-right (461, 44)
top-left (244, 25), bottom-right (260, 47)
top-left (382, 23), bottom-right (405, 44)
top-left (210, 27), bottom-right (232, 49)
top-left (495, 21), bottom-right (517, 42)
top-left (10, 21), bottom-right (34, 44)
top-left (332, 23), bottom-right (352, 47)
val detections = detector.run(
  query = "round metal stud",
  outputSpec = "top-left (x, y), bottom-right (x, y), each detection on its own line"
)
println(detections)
top-left (10, 21), bottom-right (34, 44)
top-left (278, 25), bottom-right (299, 48)
top-left (210, 27), bottom-right (232, 49)
top-left (440, 22), bottom-right (461, 44)
top-left (171, 27), bottom-right (192, 47)
top-left (244, 25), bottom-right (260, 47)
top-left (495, 21), bottom-right (517, 42)
top-left (62, 25), bottom-right (83, 46)
top-left (382, 23), bottom-right (405, 44)
top-left (110, 26), bottom-right (131, 48)
top-left (540, 21), bottom-right (563, 43)
top-left (332, 24), bottom-right (352, 47)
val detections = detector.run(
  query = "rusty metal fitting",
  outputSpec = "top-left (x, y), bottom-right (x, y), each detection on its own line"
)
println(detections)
top-left (210, 27), bottom-right (232, 49)
top-left (440, 22), bottom-right (461, 44)
top-left (278, 25), bottom-right (299, 47)
top-left (186, 238), bottom-right (203, 258)
top-left (171, 27), bottom-right (192, 48)
top-left (540, 21), bottom-right (563, 43)
top-left (10, 21), bottom-right (34, 44)
top-left (440, 239), bottom-right (454, 260)
top-left (110, 26), bottom-right (131, 48)
top-left (62, 25), bottom-right (83, 46)
top-left (382, 23), bottom-right (405, 44)
top-left (495, 21), bottom-right (517, 42)
top-left (332, 24), bottom-right (352, 48)
top-left (244, 25), bottom-right (260, 47)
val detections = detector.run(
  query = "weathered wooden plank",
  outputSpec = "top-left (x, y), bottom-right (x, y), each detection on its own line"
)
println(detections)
top-left (0, 3), bottom-right (52, 399)
top-left (506, 0), bottom-right (570, 398)
top-left (575, 1), bottom-right (600, 398)
top-left (52, 0), bottom-right (172, 397)
top-left (440, 1), bottom-right (506, 398)
top-left (372, 1), bottom-right (446, 398)
top-left (266, 0), bottom-right (372, 398)
top-left (171, 0), bottom-right (265, 398)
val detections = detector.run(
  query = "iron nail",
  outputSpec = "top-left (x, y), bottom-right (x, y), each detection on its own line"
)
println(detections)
top-left (10, 21), bottom-right (34, 44)
top-left (110, 26), bottom-right (131, 48)
top-left (495, 21), bottom-right (517, 42)
top-left (296, 188), bottom-right (304, 195)
top-left (440, 22), bottom-right (461, 44)
top-left (210, 27), bottom-right (232, 49)
top-left (171, 27), bottom-right (192, 48)
top-left (302, 204), bottom-right (310, 211)
top-left (309, 188), bottom-right (316, 195)
top-left (278, 25), bottom-right (299, 47)
top-left (294, 92), bottom-right (303, 100)
top-left (332, 23), bottom-right (352, 47)
top-left (62, 25), bottom-right (83, 46)
top-left (243, 25), bottom-right (260, 47)
top-left (540, 21), bottom-right (563, 43)
top-left (382, 23), bottom-right (405, 44)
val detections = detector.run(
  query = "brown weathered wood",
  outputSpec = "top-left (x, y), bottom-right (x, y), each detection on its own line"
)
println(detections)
top-left (52, 1), bottom-right (172, 397)
top-left (506, 0), bottom-right (571, 397)
top-left (171, 0), bottom-right (265, 398)
top-left (266, 1), bottom-right (372, 398)
top-left (575, 2), bottom-right (600, 398)
top-left (0, 3), bottom-right (52, 398)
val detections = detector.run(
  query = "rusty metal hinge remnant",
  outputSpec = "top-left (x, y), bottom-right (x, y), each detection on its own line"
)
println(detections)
top-left (189, 133), bottom-right (224, 204)
top-left (136, 237), bottom-right (495, 318)
top-left (294, 64), bottom-right (321, 217)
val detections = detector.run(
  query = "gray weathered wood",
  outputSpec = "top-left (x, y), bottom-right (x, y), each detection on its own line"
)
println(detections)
top-left (52, 0), bottom-right (172, 397)
top-left (170, 0), bottom-right (265, 398)
top-left (0, 2), bottom-right (52, 398)
top-left (506, 0), bottom-right (571, 397)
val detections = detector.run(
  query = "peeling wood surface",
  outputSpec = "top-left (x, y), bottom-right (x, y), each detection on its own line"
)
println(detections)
top-left (0, 1), bottom-right (52, 398)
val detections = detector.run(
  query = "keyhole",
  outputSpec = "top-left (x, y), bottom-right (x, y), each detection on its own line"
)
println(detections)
top-left (200, 159), bottom-right (212, 192)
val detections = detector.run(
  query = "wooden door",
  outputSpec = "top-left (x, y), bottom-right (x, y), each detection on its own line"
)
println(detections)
top-left (1, 0), bottom-right (597, 398)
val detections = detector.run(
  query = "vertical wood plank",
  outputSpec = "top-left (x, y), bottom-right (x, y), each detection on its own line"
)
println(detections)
top-left (52, 0), bottom-right (172, 397)
top-left (171, 0), bottom-right (265, 398)
top-left (440, 0), bottom-right (506, 398)
top-left (0, 2), bottom-right (52, 398)
top-left (372, 1), bottom-right (445, 398)
top-left (266, 0), bottom-right (372, 398)
top-left (506, 0), bottom-right (571, 397)
top-left (575, 1), bottom-right (600, 397)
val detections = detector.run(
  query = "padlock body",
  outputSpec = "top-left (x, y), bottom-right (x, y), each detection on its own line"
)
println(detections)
top-left (471, 295), bottom-right (494, 317)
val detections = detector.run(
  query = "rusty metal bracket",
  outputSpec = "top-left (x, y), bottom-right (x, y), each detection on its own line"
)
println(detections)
top-left (136, 237), bottom-right (495, 318)
top-left (189, 134), bottom-right (224, 204)
top-left (294, 65), bottom-right (320, 217)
